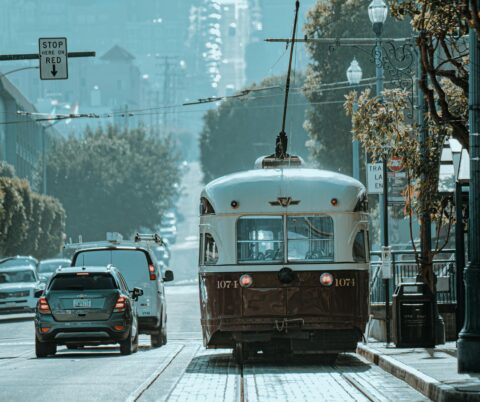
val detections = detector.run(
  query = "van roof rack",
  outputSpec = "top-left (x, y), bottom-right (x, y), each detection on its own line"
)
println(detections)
top-left (134, 233), bottom-right (164, 245)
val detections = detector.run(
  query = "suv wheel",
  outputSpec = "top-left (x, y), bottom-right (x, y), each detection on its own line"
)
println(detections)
top-left (35, 337), bottom-right (56, 358)
top-left (120, 330), bottom-right (134, 355)
top-left (150, 327), bottom-right (166, 348)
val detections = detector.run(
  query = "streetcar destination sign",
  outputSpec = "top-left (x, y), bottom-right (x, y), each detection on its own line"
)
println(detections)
top-left (39, 37), bottom-right (68, 80)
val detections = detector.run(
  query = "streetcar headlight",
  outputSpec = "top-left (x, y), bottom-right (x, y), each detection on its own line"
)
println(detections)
top-left (239, 274), bottom-right (253, 288)
top-left (320, 273), bottom-right (334, 287)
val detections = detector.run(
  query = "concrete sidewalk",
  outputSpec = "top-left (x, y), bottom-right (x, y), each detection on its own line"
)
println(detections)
top-left (0, 313), bottom-right (34, 323)
top-left (357, 341), bottom-right (480, 401)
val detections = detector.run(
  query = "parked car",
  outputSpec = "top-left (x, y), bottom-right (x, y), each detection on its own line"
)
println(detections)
top-left (34, 265), bottom-right (142, 357)
top-left (161, 211), bottom-right (177, 227)
top-left (159, 225), bottom-right (177, 245)
top-left (38, 258), bottom-right (71, 284)
top-left (0, 256), bottom-right (38, 271)
top-left (68, 233), bottom-right (174, 348)
top-left (0, 266), bottom-right (44, 313)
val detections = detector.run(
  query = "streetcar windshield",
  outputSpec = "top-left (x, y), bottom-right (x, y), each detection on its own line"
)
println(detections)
top-left (237, 216), bottom-right (284, 263)
top-left (287, 216), bottom-right (334, 262)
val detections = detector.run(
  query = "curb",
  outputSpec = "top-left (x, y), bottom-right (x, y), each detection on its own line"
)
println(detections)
top-left (357, 344), bottom-right (480, 402)
top-left (0, 313), bottom-right (35, 324)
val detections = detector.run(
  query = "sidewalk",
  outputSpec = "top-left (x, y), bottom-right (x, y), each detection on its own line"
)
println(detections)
top-left (358, 340), bottom-right (480, 402)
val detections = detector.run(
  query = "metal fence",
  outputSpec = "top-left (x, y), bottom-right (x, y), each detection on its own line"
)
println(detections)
top-left (370, 249), bottom-right (456, 304)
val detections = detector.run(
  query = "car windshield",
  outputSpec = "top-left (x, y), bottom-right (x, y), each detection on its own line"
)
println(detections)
top-left (50, 273), bottom-right (117, 291)
top-left (0, 270), bottom-right (36, 283)
top-left (39, 261), bottom-right (70, 274)
top-left (73, 249), bottom-right (150, 285)
top-left (0, 258), bottom-right (35, 268)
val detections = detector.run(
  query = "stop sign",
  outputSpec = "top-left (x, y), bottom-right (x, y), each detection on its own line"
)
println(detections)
top-left (388, 156), bottom-right (404, 172)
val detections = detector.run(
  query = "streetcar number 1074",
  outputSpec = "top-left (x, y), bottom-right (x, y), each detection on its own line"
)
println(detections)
top-left (217, 280), bottom-right (239, 289)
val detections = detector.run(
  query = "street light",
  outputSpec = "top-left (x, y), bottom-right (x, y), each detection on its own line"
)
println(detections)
top-left (368, 0), bottom-right (391, 345)
top-left (346, 58), bottom-right (362, 85)
top-left (368, 0), bottom-right (388, 35)
top-left (347, 58), bottom-right (362, 181)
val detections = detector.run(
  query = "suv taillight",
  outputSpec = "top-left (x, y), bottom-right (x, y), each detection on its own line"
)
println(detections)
top-left (38, 297), bottom-right (51, 314)
top-left (114, 296), bottom-right (126, 312)
top-left (148, 264), bottom-right (156, 281)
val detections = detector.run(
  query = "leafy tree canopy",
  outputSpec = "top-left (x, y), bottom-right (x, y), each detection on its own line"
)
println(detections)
top-left (46, 125), bottom-right (181, 241)
top-left (303, 0), bottom-right (410, 173)
top-left (199, 74), bottom-right (310, 183)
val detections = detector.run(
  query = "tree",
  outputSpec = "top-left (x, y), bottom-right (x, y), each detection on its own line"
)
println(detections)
top-left (388, 0), bottom-right (474, 150)
top-left (46, 125), bottom-right (181, 241)
top-left (303, 0), bottom-right (411, 173)
top-left (199, 75), bottom-right (310, 183)
top-left (345, 87), bottom-right (453, 295)
top-left (0, 175), bottom-right (65, 258)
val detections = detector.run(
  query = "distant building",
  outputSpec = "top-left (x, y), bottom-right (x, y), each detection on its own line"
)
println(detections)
top-left (0, 76), bottom-right (60, 192)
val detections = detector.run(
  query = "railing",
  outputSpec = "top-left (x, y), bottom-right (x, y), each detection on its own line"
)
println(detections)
top-left (370, 249), bottom-right (456, 305)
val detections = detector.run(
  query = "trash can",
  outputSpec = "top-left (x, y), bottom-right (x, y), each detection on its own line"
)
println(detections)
top-left (392, 283), bottom-right (435, 348)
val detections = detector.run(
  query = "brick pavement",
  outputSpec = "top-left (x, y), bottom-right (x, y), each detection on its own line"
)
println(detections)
top-left (162, 346), bottom-right (428, 401)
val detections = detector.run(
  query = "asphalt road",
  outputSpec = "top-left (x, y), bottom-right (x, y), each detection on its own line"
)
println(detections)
top-left (0, 164), bottom-right (430, 401)
top-left (0, 285), bottom-right (428, 402)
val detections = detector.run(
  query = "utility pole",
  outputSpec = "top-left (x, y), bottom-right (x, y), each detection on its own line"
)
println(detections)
top-left (458, 1), bottom-right (480, 372)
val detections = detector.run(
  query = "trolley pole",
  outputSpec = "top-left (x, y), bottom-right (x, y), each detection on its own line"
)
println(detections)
top-left (458, 1), bottom-right (480, 372)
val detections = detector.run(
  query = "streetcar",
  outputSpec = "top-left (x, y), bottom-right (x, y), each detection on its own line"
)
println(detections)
top-left (198, 156), bottom-right (370, 361)
top-left (197, 0), bottom-right (369, 362)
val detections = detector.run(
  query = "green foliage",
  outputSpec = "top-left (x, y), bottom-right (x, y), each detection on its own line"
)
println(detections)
top-left (0, 161), bottom-right (15, 178)
top-left (0, 172), bottom-right (65, 258)
top-left (303, 0), bottom-right (410, 173)
top-left (45, 125), bottom-right (181, 241)
top-left (199, 75), bottom-right (310, 183)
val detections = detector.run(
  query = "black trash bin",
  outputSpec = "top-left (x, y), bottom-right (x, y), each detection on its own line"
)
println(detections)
top-left (392, 283), bottom-right (435, 348)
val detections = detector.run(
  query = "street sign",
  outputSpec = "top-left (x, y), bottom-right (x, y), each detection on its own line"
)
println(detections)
top-left (388, 156), bottom-right (404, 172)
top-left (382, 246), bottom-right (393, 279)
top-left (39, 37), bottom-right (68, 80)
top-left (367, 162), bottom-right (383, 194)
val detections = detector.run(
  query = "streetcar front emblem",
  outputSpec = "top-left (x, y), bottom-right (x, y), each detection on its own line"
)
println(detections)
top-left (269, 197), bottom-right (300, 207)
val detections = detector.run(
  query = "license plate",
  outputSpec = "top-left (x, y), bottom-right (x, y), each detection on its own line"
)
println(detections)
top-left (73, 299), bottom-right (91, 308)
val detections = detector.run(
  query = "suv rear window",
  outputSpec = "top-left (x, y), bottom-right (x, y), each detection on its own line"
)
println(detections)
top-left (50, 273), bottom-right (117, 291)
top-left (73, 249), bottom-right (150, 284)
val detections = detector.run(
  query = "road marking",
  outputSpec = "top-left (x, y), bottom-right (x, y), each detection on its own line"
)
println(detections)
top-left (125, 344), bottom-right (184, 402)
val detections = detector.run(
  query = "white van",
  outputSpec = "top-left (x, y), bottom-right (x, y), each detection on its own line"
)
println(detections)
top-left (70, 236), bottom-right (173, 347)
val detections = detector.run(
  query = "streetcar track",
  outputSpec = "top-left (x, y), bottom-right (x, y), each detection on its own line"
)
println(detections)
top-left (238, 361), bottom-right (245, 402)
top-left (341, 372), bottom-right (376, 402)
top-left (125, 344), bottom-right (184, 402)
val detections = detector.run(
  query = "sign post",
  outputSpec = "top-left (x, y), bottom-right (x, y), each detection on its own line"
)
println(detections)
top-left (39, 37), bottom-right (68, 80)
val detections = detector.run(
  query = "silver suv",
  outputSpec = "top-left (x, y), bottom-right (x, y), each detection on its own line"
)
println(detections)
top-left (68, 233), bottom-right (174, 347)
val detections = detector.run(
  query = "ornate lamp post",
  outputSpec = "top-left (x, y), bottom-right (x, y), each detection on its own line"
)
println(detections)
top-left (458, 0), bottom-right (480, 372)
top-left (346, 58), bottom-right (363, 181)
top-left (368, 0), bottom-right (391, 344)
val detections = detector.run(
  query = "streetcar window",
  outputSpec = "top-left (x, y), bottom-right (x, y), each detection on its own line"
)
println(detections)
top-left (200, 197), bottom-right (215, 215)
top-left (353, 231), bottom-right (367, 262)
top-left (354, 192), bottom-right (368, 212)
top-left (287, 216), bottom-right (334, 262)
top-left (199, 233), bottom-right (204, 265)
top-left (204, 233), bottom-right (219, 265)
top-left (237, 216), bottom-right (284, 263)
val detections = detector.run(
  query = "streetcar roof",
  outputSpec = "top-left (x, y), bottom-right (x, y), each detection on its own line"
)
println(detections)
top-left (201, 168), bottom-right (365, 214)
